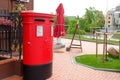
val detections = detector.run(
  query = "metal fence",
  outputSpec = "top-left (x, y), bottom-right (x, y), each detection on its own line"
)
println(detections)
top-left (0, 8), bottom-right (22, 59)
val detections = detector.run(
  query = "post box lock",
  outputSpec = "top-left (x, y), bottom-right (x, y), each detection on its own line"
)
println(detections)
top-left (37, 25), bottom-right (43, 37)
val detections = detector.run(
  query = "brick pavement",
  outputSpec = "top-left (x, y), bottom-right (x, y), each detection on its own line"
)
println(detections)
top-left (3, 38), bottom-right (120, 80)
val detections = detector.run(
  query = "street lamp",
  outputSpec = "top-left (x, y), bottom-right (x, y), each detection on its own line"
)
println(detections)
top-left (105, 0), bottom-right (108, 32)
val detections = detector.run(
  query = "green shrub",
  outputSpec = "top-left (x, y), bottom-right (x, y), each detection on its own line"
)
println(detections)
top-left (80, 30), bottom-right (86, 35)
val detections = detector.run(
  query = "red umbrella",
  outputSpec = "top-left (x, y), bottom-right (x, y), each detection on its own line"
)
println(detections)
top-left (54, 3), bottom-right (66, 38)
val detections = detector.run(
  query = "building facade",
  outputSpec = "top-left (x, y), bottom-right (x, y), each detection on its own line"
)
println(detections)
top-left (114, 4), bottom-right (120, 28)
top-left (105, 9), bottom-right (115, 27)
top-left (114, 11), bottom-right (120, 28)
top-left (0, 0), bottom-right (33, 13)
top-left (106, 4), bottom-right (120, 28)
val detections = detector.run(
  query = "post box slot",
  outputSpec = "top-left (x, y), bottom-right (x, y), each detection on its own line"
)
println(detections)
top-left (34, 18), bottom-right (45, 22)
top-left (50, 19), bottom-right (54, 22)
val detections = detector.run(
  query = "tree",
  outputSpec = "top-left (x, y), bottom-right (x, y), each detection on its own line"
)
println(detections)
top-left (66, 18), bottom-right (77, 34)
top-left (64, 7), bottom-right (105, 34)
top-left (84, 7), bottom-right (105, 32)
top-left (54, 16), bottom-right (71, 31)
top-left (66, 17), bottom-right (86, 35)
top-left (64, 16), bottom-right (71, 31)
top-left (95, 10), bottom-right (105, 28)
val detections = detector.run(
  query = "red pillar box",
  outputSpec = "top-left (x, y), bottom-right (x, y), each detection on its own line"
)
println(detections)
top-left (21, 11), bottom-right (55, 80)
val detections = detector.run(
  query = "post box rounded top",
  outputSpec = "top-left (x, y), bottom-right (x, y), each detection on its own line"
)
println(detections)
top-left (21, 10), bottom-right (55, 18)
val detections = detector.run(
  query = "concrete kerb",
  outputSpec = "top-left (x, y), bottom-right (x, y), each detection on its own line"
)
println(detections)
top-left (72, 54), bottom-right (120, 73)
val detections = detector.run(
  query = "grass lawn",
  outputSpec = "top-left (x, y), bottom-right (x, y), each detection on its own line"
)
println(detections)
top-left (64, 34), bottom-right (120, 45)
top-left (75, 54), bottom-right (120, 70)
top-left (112, 32), bottom-right (120, 39)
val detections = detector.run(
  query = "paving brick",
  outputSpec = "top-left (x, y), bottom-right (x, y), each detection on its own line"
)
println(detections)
top-left (3, 38), bottom-right (120, 80)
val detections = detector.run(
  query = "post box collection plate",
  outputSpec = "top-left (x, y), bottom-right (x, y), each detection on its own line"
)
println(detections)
top-left (37, 25), bottom-right (43, 37)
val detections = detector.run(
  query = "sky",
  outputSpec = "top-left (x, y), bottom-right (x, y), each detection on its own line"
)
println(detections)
top-left (34, 0), bottom-right (120, 17)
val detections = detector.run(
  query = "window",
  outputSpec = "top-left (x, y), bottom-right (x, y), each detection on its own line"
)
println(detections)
top-left (108, 21), bottom-right (110, 23)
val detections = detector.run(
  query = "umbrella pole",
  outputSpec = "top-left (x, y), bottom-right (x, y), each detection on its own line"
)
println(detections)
top-left (56, 37), bottom-right (61, 45)
top-left (55, 37), bottom-right (65, 49)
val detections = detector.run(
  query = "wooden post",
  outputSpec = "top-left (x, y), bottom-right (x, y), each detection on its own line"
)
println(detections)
top-left (105, 33), bottom-right (108, 60)
top-left (96, 32), bottom-right (98, 58)
top-left (119, 39), bottom-right (120, 59)
top-left (103, 32), bottom-right (108, 61)
top-left (78, 25), bottom-right (82, 52)
top-left (103, 33), bottom-right (106, 62)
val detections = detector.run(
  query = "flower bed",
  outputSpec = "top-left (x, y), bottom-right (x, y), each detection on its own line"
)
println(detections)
top-left (0, 56), bottom-right (22, 79)
top-left (0, 17), bottom-right (13, 26)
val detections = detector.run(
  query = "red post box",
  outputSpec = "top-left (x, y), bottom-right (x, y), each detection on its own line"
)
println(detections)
top-left (21, 11), bottom-right (55, 80)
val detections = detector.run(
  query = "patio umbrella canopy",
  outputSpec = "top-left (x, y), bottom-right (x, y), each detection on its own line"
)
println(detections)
top-left (54, 3), bottom-right (66, 38)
